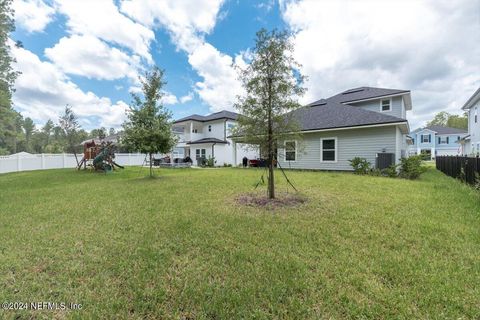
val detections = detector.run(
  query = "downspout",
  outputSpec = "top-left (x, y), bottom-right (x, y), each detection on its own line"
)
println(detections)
top-left (212, 143), bottom-right (216, 159)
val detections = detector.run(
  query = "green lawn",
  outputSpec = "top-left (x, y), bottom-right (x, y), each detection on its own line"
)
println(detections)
top-left (0, 166), bottom-right (479, 319)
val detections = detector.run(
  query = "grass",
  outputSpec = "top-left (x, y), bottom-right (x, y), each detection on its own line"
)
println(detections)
top-left (0, 166), bottom-right (479, 319)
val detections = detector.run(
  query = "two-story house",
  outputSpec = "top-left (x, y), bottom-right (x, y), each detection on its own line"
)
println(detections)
top-left (171, 110), bottom-right (258, 166)
top-left (271, 87), bottom-right (412, 170)
top-left (408, 125), bottom-right (467, 159)
top-left (460, 87), bottom-right (480, 155)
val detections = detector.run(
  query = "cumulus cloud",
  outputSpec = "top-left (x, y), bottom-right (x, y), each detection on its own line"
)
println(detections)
top-left (280, 0), bottom-right (480, 128)
top-left (44, 35), bottom-right (141, 81)
top-left (54, 0), bottom-right (155, 61)
top-left (188, 43), bottom-right (244, 111)
top-left (12, 43), bottom-right (129, 129)
top-left (180, 92), bottom-right (194, 103)
top-left (120, 0), bottom-right (243, 112)
top-left (161, 92), bottom-right (179, 105)
top-left (121, 0), bottom-right (224, 51)
top-left (12, 0), bottom-right (55, 33)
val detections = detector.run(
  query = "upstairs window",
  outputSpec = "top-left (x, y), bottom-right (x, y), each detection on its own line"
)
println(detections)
top-left (192, 129), bottom-right (198, 133)
top-left (438, 136), bottom-right (449, 144)
top-left (285, 141), bottom-right (296, 161)
top-left (421, 134), bottom-right (430, 143)
top-left (380, 99), bottom-right (391, 112)
top-left (208, 125), bottom-right (212, 132)
top-left (321, 138), bottom-right (337, 162)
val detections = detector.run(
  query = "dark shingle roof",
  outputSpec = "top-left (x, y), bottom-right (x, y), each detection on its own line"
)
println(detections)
top-left (174, 110), bottom-right (239, 123)
top-left (187, 138), bottom-right (228, 145)
top-left (291, 101), bottom-right (407, 132)
top-left (423, 125), bottom-right (467, 134)
top-left (308, 87), bottom-right (410, 106)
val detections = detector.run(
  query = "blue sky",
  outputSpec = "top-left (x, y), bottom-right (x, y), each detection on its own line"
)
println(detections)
top-left (10, 0), bottom-right (480, 131)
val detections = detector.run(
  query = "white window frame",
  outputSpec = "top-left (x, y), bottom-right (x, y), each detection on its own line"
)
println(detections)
top-left (284, 140), bottom-right (297, 162)
top-left (439, 136), bottom-right (448, 144)
top-left (208, 125), bottom-right (212, 132)
top-left (320, 137), bottom-right (338, 163)
top-left (379, 98), bottom-right (392, 112)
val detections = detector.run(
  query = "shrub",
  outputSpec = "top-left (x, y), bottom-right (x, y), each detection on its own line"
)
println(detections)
top-left (205, 156), bottom-right (216, 167)
top-left (398, 155), bottom-right (427, 180)
top-left (349, 157), bottom-right (371, 175)
top-left (383, 164), bottom-right (398, 178)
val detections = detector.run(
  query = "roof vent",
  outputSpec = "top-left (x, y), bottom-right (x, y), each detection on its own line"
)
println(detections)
top-left (342, 88), bottom-right (364, 95)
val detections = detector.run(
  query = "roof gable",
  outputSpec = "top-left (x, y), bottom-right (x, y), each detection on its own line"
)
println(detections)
top-left (462, 87), bottom-right (480, 110)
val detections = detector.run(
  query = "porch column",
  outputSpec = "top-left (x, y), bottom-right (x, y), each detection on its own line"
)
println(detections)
top-left (232, 141), bottom-right (237, 166)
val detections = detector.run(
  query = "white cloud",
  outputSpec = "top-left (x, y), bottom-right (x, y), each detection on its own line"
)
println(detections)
top-left (180, 92), bottom-right (194, 103)
top-left (280, 0), bottom-right (480, 128)
top-left (188, 43), bottom-right (243, 111)
top-left (120, 0), bottom-right (243, 112)
top-left (54, 0), bottom-right (155, 61)
top-left (44, 35), bottom-right (141, 81)
top-left (120, 0), bottom-right (224, 52)
top-left (12, 43), bottom-right (129, 129)
top-left (13, 0), bottom-right (55, 33)
top-left (161, 92), bottom-right (179, 105)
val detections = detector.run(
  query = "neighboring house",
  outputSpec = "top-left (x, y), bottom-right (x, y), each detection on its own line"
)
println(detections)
top-left (172, 110), bottom-right (258, 165)
top-left (408, 125), bottom-right (467, 159)
top-left (273, 87), bottom-right (412, 170)
top-left (460, 87), bottom-right (480, 155)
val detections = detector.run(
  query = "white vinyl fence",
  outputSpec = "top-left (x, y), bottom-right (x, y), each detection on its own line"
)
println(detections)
top-left (0, 153), bottom-right (148, 174)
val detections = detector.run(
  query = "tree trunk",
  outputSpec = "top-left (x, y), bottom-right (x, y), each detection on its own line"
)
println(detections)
top-left (268, 146), bottom-right (275, 199)
top-left (149, 152), bottom-right (153, 177)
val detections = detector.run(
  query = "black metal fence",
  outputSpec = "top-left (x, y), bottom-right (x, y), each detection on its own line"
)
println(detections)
top-left (436, 156), bottom-right (480, 185)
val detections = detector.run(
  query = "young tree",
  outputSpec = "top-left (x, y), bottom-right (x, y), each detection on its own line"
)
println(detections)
top-left (59, 105), bottom-right (81, 165)
top-left (234, 29), bottom-right (306, 199)
top-left (122, 67), bottom-right (177, 177)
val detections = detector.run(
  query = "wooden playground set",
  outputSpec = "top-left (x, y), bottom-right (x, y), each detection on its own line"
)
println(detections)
top-left (77, 139), bottom-right (124, 172)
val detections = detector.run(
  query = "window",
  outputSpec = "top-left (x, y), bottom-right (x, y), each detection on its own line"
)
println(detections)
top-left (380, 99), bottom-right (391, 112)
top-left (421, 134), bottom-right (430, 143)
top-left (192, 129), bottom-right (198, 133)
top-left (321, 138), bottom-right (337, 162)
top-left (208, 125), bottom-right (212, 132)
top-left (227, 123), bottom-right (235, 129)
top-left (285, 141), bottom-right (296, 161)
top-left (195, 149), bottom-right (206, 158)
top-left (439, 136), bottom-right (448, 144)
top-left (475, 107), bottom-right (478, 123)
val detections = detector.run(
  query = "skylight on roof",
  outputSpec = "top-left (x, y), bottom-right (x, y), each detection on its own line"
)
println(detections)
top-left (342, 88), bottom-right (364, 95)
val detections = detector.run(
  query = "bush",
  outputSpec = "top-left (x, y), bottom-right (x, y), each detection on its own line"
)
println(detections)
top-left (398, 155), bottom-right (427, 180)
top-left (383, 164), bottom-right (398, 178)
top-left (205, 156), bottom-right (216, 167)
top-left (349, 157), bottom-right (371, 175)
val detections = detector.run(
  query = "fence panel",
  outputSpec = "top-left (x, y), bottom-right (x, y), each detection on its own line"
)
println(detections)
top-left (436, 156), bottom-right (480, 186)
top-left (0, 153), bottom-right (149, 175)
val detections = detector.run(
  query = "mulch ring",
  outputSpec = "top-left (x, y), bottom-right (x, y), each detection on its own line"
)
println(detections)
top-left (235, 192), bottom-right (308, 210)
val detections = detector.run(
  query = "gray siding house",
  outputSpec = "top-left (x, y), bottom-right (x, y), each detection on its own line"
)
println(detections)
top-left (276, 87), bottom-right (412, 170)
top-left (460, 87), bottom-right (480, 155)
